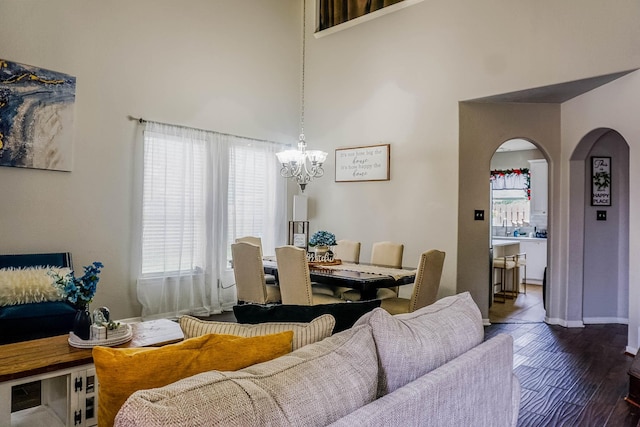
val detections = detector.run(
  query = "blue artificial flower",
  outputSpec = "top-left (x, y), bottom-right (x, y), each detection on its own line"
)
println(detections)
top-left (309, 230), bottom-right (337, 247)
top-left (49, 261), bottom-right (104, 308)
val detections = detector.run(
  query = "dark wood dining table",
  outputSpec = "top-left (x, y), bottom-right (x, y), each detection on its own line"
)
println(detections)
top-left (262, 258), bottom-right (416, 300)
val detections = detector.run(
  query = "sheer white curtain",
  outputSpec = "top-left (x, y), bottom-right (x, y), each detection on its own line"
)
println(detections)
top-left (137, 121), bottom-right (286, 320)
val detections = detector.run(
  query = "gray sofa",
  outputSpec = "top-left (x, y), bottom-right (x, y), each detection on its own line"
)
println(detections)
top-left (115, 292), bottom-right (520, 427)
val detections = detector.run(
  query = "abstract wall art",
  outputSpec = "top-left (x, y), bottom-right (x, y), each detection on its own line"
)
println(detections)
top-left (0, 59), bottom-right (76, 171)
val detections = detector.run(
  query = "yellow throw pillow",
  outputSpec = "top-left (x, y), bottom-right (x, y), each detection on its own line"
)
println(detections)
top-left (93, 331), bottom-right (293, 427)
top-left (179, 313), bottom-right (335, 350)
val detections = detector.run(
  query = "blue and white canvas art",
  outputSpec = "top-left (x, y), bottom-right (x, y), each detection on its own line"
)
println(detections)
top-left (0, 59), bottom-right (76, 171)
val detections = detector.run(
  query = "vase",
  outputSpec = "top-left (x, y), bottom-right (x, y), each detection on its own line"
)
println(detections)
top-left (313, 245), bottom-right (329, 256)
top-left (73, 306), bottom-right (92, 340)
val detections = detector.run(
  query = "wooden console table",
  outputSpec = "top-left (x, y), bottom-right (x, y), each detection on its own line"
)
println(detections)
top-left (0, 319), bottom-right (183, 427)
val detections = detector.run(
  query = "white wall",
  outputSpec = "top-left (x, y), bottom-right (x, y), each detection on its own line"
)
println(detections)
top-left (0, 0), bottom-right (301, 319)
top-left (303, 0), bottom-right (640, 312)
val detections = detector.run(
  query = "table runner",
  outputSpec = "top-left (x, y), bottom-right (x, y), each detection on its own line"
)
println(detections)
top-left (318, 263), bottom-right (416, 281)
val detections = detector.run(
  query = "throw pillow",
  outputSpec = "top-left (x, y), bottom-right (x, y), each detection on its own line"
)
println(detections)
top-left (354, 291), bottom-right (484, 396)
top-left (115, 325), bottom-right (378, 427)
top-left (233, 299), bottom-right (381, 333)
top-left (93, 331), bottom-right (293, 427)
top-left (0, 266), bottom-right (70, 306)
top-left (179, 313), bottom-right (335, 350)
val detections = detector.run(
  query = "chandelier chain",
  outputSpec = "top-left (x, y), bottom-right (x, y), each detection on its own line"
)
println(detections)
top-left (275, 0), bottom-right (327, 193)
top-left (300, 0), bottom-right (306, 140)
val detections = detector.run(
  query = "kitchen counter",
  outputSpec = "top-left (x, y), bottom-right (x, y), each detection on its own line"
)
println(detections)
top-left (493, 236), bottom-right (547, 242)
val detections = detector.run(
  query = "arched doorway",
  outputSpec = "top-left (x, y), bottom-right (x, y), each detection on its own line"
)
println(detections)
top-left (568, 128), bottom-right (629, 325)
top-left (489, 138), bottom-right (548, 323)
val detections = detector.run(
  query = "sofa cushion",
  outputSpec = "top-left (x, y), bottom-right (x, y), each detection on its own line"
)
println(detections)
top-left (94, 331), bottom-right (293, 427)
top-left (0, 266), bottom-right (70, 306)
top-left (233, 299), bottom-right (381, 333)
top-left (354, 291), bottom-right (484, 396)
top-left (115, 325), bottom-right (378, 427)
top-left (0, 301), bottom-right (76, 344)
top-left (179, 313), bottom-right (335, 350)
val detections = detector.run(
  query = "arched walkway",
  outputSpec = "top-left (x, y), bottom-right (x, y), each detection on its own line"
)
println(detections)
top-left (568, 128), bottom-right (629, 325)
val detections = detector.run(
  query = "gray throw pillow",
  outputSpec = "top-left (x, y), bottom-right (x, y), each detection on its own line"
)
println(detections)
top-left (354, 292), bottom-right (484, 396)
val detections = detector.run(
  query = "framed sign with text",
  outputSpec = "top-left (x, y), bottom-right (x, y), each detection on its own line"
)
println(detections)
top-left (335, 144), bottom-right (390, 182)
top-left (591, 156), bottom-right (611, 206)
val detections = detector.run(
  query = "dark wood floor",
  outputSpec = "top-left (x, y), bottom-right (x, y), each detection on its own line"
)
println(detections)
top-left (485, 322), bottom-right (639, 427)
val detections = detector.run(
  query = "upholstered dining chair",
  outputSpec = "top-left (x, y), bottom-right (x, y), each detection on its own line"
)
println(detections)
top-left (380, 249), bottom-right (446, 315)
top-left (370, 241), bottom-right (404, 268)
top-left (333, 239), bottom-right (361, 263)
top-left (342, 241), bottom-right (404, 301)
top-left (330, 240), bottom-right (362, 298)
top-left (275, 245), bottom-right (345, 306)
top-left (231, 242), bottom-right (281, 304)
top-left (235, 236), bottom-right (276, 285)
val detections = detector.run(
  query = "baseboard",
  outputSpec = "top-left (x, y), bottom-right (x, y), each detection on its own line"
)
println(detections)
top-left (583, 316), bottom-right (629, 325)
top-left (545, 316), bottom-right (585, 328)
top-left (482, 318), bottom-right (491, 326)
top-left (626, 346), bottom-right (638, 356)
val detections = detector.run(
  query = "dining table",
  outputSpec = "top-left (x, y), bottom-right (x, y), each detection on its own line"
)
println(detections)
top-left (262, 257), bottom-right (416, 300)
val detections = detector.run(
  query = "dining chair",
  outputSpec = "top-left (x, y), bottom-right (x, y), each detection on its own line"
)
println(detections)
top-left (275, 245), bottom-right (345, 305)
top-left (371, 241), bottom-right (404, 267)
top-left (331, 240), bottom-right (361, 298)
top-left (341, 241), bottom-right (404, 301)
top-left (380, 249), bottom-right (446, 315)
top-left (231, 242), bottom-right (281, 304)
top-left (235, 236), bottom-right (276, 285)
top-left (333, 239), bottom-right (361, 263)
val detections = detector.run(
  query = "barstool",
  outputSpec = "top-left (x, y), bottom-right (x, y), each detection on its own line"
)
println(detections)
top-left (493, 255), bottom-right (517, 303)
top-left (515, 252), bottom-right (527, 294)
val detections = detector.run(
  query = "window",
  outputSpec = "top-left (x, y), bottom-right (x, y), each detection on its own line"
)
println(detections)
top-left (141, 131), bottom-right (207, 276)
top-left (138, 121), bottom-right (287, 319)
top-left (490, 169), bottom-right (531, 230)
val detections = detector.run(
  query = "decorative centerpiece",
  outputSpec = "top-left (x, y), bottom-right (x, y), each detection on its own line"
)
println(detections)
top-left (308, 230), bottom-right (336, 262)
top-left (91, 306), bottom-right (127, 340)
top-left (49, 261), bottom-right (104, 340)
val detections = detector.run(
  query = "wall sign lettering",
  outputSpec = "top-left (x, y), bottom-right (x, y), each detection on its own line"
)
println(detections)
top-left (335, 144), bottom-right (390, 183)
top-left (591, 156), bottom-right (611, 206)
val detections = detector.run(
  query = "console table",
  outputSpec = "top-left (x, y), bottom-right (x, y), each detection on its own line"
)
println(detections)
top-left (0, 319), bottom-right (183, 427)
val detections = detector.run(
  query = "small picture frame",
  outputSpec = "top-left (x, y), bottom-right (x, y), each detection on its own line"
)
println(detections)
top-left (288, 221), bottom-right (309, 248)
top-left (591, 156), bottom-right (611, 206)
top-left (335, 144), bottom-right (390, 182)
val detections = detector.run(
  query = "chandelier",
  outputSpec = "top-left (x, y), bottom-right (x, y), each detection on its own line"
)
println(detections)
top-left (276, 0), bottom-right (327, 193)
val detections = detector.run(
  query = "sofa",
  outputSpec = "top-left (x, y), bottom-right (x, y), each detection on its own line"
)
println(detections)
top-left (0, 252), bottom-right (76, 344)
top-left (114, 292), bottom-right (520, 427)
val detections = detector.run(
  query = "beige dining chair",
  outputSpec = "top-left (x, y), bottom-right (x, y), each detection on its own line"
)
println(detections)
top-left (333, 239), bottom-right (361, 263)
top-left (380, 249), bottom-right (446, 315)
top-left (342, 241), bottom-right (404, 301)
top-left (235, 236), bottom-right (276, 285)
top-left (275, 245), bottom-right (345, 305)
top-left (331, 240), bottom-right (361, 297)
top-left (231, 242), bottom-right (281, 304)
